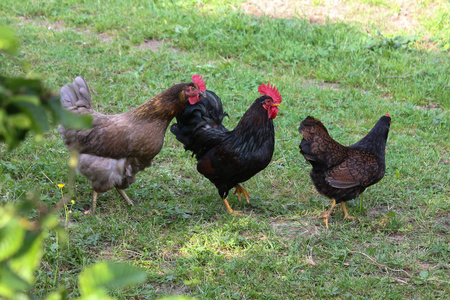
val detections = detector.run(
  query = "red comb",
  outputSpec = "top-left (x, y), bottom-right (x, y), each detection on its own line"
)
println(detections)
top-left (191, 74), bottom-right (206, 92)
top-left (386, 113), bottom-right (390, 117)
top-left (258, 82), bottom-right (282, 103)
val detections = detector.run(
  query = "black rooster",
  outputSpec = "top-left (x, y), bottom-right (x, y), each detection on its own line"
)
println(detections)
top-left (299, 114), bottom-right (391, 228)
top-left (171, 83), bottom-right (282, 214)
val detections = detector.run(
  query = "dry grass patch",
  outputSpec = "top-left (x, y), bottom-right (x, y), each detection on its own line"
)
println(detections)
top-left (270, 217), bottom-right (319, 239)
top-left (18, 17), bottom-right (115, 43)
top-left (241, 0), bottom-right (440, 34)
top-left (17, 16), bottom-right (184, 52)
top-left (137, 39), bottom-right (181, 53)
top-left (298, 78), bottom-right (342, 91)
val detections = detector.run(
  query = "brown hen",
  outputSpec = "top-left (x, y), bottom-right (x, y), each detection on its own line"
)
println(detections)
top-left (58, 76), bottom-right (205, 214)
top-left (299, 114), bottom-right (391, 228)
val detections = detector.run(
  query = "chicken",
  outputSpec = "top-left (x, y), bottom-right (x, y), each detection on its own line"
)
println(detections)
top-left (58, 75), bottom-right (206, 214)
top-left (171, 83), bottom-right (282, 215)
top-left (298, 114), bottom-right (391, 228)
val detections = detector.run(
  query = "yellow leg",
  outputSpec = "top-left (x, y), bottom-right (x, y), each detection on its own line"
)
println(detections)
top-left (341, 202), bottom-right (356, 220)
top-left (116, 188), bottom-right (134, 206)
top-left (84, 191), bottom-right (98, 215)
top-left (318, 199), bottom-right (336, 229)
top-left (233, 184), bottom-right (251, 203)
top-left (223, 198), bottom-right (246, 216)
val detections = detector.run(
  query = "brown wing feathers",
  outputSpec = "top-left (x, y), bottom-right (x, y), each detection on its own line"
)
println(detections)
top-left (299, 116), bottom-right (348, 167)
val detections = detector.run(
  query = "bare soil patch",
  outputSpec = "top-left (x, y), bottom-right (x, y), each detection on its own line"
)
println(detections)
top-left (415, 103), bottom-right (443, 110)
top-left (17, 17), bottom-right (182, 52)
top-left (298, 78), bottom-right (342, 91)
top-left (138, 39), bottom-right (166, 52)
top-left (18, 17), bottom-right (115, 43)
top-left (270, 217), bottom-right (319, 239)
top-left (138, 39), bottom-right (181, 53)
top-left (241, 0), bottom-right (439, 35)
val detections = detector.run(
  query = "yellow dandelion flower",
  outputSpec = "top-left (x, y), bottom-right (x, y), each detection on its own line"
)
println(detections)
top-left (71, 200), bottom-right (75, 204)
top-left (69, 210), bottom-right (72, 214)
top-left (57, 184), bottom-right (65, 188)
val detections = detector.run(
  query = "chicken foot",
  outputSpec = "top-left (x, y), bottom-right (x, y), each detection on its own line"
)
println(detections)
top-left (341, 202), bottom-right (355, 220)
top-left (318, 200), bottom-right (356, 228)
top-left (116, 188), bottom-right (134, 206)
top-left (234, 184), bottom-right (251, 203)
top-left (84, 191), bottom-right (99, 215)
top-left (318, 199), bottom-right (336, 229)
top-left (223, 198), bottom-right (246, 216)
top-left (85, 189), bottom-right (134, 215)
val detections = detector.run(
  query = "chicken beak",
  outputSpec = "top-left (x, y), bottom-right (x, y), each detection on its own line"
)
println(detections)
top-left (199, 91), bottom-right (206, 98)
top-left (273, 103), bottom-right (281, 107)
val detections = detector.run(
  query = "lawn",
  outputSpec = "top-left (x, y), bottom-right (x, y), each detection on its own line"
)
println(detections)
top-left (0, 0), bottom-right (449, 298)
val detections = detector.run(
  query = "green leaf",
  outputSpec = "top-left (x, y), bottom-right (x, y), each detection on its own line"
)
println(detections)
top-left (0, 26), bottom-right (19, 55)
top-left (13, 100), bottom-right (49, 133)
top-left (158, 297), bottom-right (196, 300)
top-left (59, 109), bottom-right (93, 130)
top-left (48, 98), bottom-right (92, 129)
top-left (0, 264), bottom-right (31, 298)
top-left (44, 286), bottom-right (68, 300)
top-left (8, 95), bottom-right (40, 106)
top-left (0, 216), bottom-right (25, 261)
top-left (77, 292), bottom-right (115, 300)
top-left (41, 214), bottom-right (62, 230)
top-left (7, 114), bottom-right (32, 129)
top-left (8, 232), bottom-right (44, 284)
top-left (78, 262), bottom-right (147, 296)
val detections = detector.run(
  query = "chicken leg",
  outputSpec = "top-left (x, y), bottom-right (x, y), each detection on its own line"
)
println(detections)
top-left (223, 198), bottom-right (246, 216)
top-left (85, 189), bottom-right (134, 215)
top-left (318, 199), bottom-right (336, 229)
top-left (84, 191), bottom-right (99, 215)
top-left (234, 184), bottom-right (251, 203)
top-left (116, 188), bottom-right (134, 206)
top-left (341, 202), bottom-right (355, 220)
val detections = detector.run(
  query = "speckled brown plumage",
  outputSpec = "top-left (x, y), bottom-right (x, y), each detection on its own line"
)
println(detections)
top-left (58, 76), bottom-right (202, 213)
top-left (299, 115), bottom-right (391, 228)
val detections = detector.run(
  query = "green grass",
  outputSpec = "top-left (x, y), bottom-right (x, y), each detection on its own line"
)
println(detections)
top-left (1, 0), bottom-right (449, 298)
